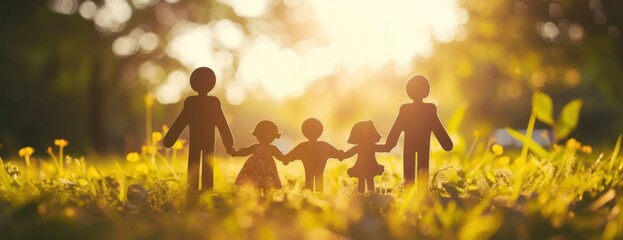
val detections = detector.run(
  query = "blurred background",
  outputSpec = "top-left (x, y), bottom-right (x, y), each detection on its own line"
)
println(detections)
top-left (1, 0), bottom-right (622, 157)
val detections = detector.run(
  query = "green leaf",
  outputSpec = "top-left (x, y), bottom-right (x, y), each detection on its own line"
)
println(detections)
top-left (554, 99), bottom-right (582, 140)
top-left (505, 127), bottom-right (549, 158)
top-left (608, 135), bottom-right (621, 173)
top-left (532, 91), bottom-right (554, 125)
top-left (447, 101), bottom-right (469, 133)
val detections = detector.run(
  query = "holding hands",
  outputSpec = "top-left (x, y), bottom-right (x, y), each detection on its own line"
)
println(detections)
top-left (337, 150), bottom-right (346, 161)
top-left (226, 147), bottom-right (236, 156)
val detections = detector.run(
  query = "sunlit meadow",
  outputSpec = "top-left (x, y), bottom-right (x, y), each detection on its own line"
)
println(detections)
top-left (3, 0), bottom-right (623, 239)
top-left (2, 91), bottom-right (623, 239)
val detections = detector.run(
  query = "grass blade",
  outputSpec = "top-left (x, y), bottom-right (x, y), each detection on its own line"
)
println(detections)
top-left (505, 127), bottom-right (549, 158)
top-left (511, 109), bottom-right (537, 204)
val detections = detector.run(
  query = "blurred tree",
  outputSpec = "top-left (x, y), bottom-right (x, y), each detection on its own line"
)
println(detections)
top-left (0, 0), bottom-right (242, 156)
top-left (415, 0), bottom-right (623, 144)
top-left (2, 0), bottom-right (623, 157)
top-left (0, 1), bottom-right (99, 154)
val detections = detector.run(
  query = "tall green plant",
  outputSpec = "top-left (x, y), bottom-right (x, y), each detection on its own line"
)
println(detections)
top-left (532, 91), bottom-right (583, 142)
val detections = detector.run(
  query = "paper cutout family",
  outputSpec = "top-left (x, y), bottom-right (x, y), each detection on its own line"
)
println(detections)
top-left (163, 67), bottom-right (453, 193)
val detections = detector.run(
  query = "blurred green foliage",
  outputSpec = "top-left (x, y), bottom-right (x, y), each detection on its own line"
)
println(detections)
top-left (415, 0), bottom-right (623, 144)
top-left (1, 0), bottom-right (623, 156)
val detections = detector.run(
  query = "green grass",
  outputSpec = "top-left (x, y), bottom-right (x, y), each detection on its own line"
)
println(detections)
top-left (1, 136), bottom-right (622, 240)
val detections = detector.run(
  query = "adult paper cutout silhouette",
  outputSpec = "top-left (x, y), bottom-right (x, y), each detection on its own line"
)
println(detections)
top-left (163, 67), bottom-right (234, 192)
top-left (284, 118), bottom-right (344, 192)
top-left (342, 120), bottom-right (390, 193)
top-left (232, 120), bottom-right (287, 192)
top-left (385, 75), bottom-right (453, 186)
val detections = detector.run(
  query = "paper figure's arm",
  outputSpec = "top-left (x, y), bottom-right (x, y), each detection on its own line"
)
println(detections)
top-left (163, 101), bottom-right (190, 148)
top-left (431, 105), bottom-right (453, 151)
top-left (324, 142), bottom-right (345, 160)
top-left (284, 144), bottom-right (304, 162)
top-left (214, 99), bottom-right (234, 154)
top-left (341, 146), bottom-right (358, 159)
top-left (231, 144), bottom-right (256, 157)
top-left (374, 144), bottom-right (392, 153)
top-left (384, 106), bottom-right (406, 150)
top-left (270, 145), bottom-right (287, 163)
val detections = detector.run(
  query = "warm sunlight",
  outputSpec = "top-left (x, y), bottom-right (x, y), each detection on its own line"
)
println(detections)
top-left (7, 1), bottom-right (623, 238)
top-left (161, 0), bottom-right (466, 104)
top-left (311, 0), bottom-right (467, 70)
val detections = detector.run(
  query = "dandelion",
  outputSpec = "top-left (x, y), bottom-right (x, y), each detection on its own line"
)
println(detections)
top-left (54, 139), bottom-right (68, 175)
top-left (18, 146), bottom-right (34, 168)
top-left (144, 92), bottom-right (155, 109)
top-left (126, 152), bottom-right (140, 162)
top-left (152, 132), bottom-right (163, 143)
top-left (54, 139), bottom-right (69, 148)
top-left (581, 145), bottom-right (593, 154)
top-left (566, 138), bottom-right (581, 149)
top-left (492, 144), bottom-right (504, 155)
top-left (172, 139), bottom-right (185, 150)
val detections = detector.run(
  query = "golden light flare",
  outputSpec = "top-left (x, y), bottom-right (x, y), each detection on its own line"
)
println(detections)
top-left (160, 0), bottom-right (466, 104)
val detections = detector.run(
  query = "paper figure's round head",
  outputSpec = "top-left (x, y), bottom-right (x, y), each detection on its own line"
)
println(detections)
top-left (347, 120), bottom-right (381, 144)
top-left (302, 118), bottom-right (323, 141)
top-left (252, 120), bottom-right (281, 143)
top-left (406, 75), bottom-right (430, 100)
top-left (190, 67), bottom-right (216, 94)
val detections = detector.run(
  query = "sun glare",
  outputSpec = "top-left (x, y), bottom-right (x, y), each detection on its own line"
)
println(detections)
top-left (312, 0), bottom-right (464, 69)
top-left (158, 0), bottom-right (465, 104)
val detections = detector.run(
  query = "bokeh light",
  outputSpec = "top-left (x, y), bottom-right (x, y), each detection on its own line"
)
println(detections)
top-left (73, 0), bottom-right (466, 105)
top-left (219, 0), bottom-right (269, 18)
top-left (50, 0), bottom-right (78, 15)
top-left (78, 1), bottom-right (97, 19)
top-left (158, 0), bottom-right (467, 105)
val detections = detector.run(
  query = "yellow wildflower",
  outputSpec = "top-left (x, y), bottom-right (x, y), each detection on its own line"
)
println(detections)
top-left (581, 145), bottom-right (593, 154)
top-left (566, 138), bottom-right (581, 149)
top-left (144, 93), bottom-right (155, 108)
top-left (173, 140), bottom-right (186, 150)
top-left (47, 146), bottom-right (54, 156)
top-left (126, 152), bottom-right (140, 162)
top-left (152, 132), bottom-right (163, 143)
top-left (18, 147), bottom-right (34, 158)
top-left (492, 144), bottom-right (504, 155)
top-left (18, 146), bottom-right (34, 168)
top-left (54, 139), bottom-right (69, 147)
